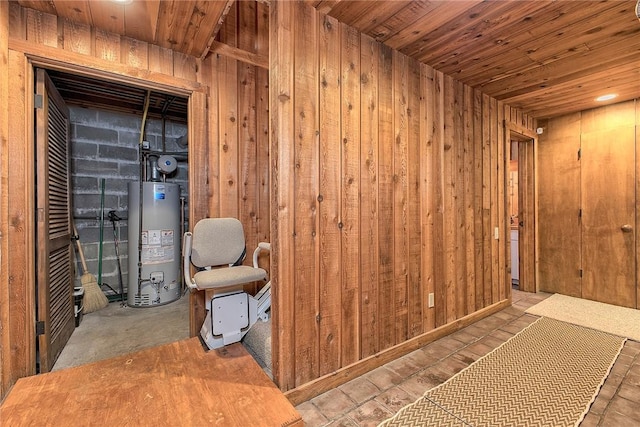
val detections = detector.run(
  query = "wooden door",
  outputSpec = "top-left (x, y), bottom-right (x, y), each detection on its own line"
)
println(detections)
top-left (581, 120), bottom-right (636, 308)
top-left (35, 69), bottom-right (75, 372)
top-left (538, 114), bottom-right (582, 297)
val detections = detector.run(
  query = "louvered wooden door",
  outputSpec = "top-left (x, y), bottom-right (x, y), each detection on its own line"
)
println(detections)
top-left (35, 69), bottom-right (75, 372)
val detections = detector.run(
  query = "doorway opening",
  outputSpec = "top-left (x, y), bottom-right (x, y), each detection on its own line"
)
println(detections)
top-left (509, 139), bottom-right (519, 289)
top-left (35, 67), bottom-right (192, 371)
top-left (509, 131), bottom-right (536, 294)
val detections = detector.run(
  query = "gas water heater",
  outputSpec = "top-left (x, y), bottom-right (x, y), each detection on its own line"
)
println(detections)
top-left (127, 155), bottom-right (181, 307)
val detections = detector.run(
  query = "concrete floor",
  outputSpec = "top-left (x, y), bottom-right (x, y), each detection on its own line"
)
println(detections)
top-left (53, 294), bottom-right (190, 371)
top-left (53, 291), bottom-right (272, 375)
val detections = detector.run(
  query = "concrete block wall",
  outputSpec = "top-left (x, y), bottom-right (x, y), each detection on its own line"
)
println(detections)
top-left (70, 106), bottom-right (188, 299)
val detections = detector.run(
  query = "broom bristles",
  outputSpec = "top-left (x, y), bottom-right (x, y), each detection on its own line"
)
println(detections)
top-left (81, 272), bottom-right (108, 313)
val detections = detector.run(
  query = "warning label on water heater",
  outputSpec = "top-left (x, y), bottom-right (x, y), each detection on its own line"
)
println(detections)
top-left (141, 229), bottom-right (175, 264)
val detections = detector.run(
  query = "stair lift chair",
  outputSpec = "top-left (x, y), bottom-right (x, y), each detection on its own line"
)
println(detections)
top-left (183, 218), bottom-right (271, 349)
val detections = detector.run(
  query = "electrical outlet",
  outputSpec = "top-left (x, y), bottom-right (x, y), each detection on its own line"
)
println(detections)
top-left (494, 227), bottom-right (499, 240)
top-left (428, 293), bottom-right (434, 308)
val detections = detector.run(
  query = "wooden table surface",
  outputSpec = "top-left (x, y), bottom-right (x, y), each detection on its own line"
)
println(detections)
top-left (0, 338), bottom-right (302, 426)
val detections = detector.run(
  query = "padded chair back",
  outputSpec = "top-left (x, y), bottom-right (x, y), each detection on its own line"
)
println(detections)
top-left (190, 218), bottom-right (247, 268)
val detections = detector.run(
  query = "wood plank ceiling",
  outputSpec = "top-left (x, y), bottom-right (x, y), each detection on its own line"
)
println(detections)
top-left (13, 0), bottom-right (640, 119)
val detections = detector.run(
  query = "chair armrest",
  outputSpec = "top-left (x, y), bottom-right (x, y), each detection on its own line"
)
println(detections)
top-left (183, 231), bottom-right (198, 290)
top-left (253, 242), bottom-right (271, 269)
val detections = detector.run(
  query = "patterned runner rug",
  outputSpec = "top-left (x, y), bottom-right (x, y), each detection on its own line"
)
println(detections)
top-left (379, 317), bottom-right (625, 427)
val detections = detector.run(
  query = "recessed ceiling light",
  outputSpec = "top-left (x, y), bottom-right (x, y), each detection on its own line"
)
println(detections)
top-left (595, 94), bottom-right (618, 102)
top-left (112, 0), bottom-right (132, 4)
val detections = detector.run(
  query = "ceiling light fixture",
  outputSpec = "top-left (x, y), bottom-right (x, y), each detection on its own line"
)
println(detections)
top-left (111, 0), bottom-right (133, 4)
top-left (595, 94), bottom-right (618, 102)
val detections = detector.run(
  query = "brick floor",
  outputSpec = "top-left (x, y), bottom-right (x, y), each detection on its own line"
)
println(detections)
top-left (295, 289), bottom-right (640, 426)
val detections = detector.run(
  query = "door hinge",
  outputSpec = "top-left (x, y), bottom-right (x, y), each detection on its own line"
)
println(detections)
top-left (577, 148), bottom-right (581, 160)
top-left (36, 321), bottom-right (45, 336)
top-left (34, 93), bottom-right (43, 109)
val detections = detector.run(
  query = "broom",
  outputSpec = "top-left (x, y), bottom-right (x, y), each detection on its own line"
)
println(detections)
top-left (73, 224), bottom-right (108, 313)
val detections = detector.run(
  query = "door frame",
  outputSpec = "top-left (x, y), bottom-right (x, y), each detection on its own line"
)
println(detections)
top-left (6, 49), bottom-right (206, 377)
top-left (506, 124), bottom-right (538, 293)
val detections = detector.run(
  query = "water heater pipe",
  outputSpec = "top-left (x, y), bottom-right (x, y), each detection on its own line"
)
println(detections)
top-left (137, 90), bottom-right (151, 297)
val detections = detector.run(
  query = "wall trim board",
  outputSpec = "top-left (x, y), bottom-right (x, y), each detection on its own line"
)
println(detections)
top-left (506, 120), bottom-right (537, 140)
top-left (206, 41), bottom-right (268, 69)
top-left (284, 298), bottom-right (511, 406)
top-left (9, 39), bottom-right (202, 95)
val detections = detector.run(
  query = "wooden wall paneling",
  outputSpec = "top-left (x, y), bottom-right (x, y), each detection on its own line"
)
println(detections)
top-left (25, 8), bottom-right (57, 47)
top-left (269, 0), bottom-right (296, 391)
top-left (463, 85), bottom-right (477, 314)
top-left (172, 51), bottom-right (197, 82)
top-left (637, 100), bottom-right (640, 309)
top-left (481, 94), bottom-right (492, 305)
top-left (61, 18), bottom-right (92, 56)
top-left (218, 54), bottom-right (239, 218)
top-left (221, 0), bottom-right (239, 44)
top-left (255, 1), bottom-right (270, 249)
top-left (188, 90), bottom-right (209, 336)
top-left (7, 49), bottom-right (36, 387)
top-left (498, 102), bottom-right (507, 301)
top-left (392, 49), bottom-right (409, 342)
top-left (537, 114), bottom-right (581, 296)
top-left (442, 74), bottom-right (456, 323)
top-left (318, 13), bottom-right (342, 375)
top-left (339, 21), bottom-right (361, 366)
top-left (359, 33), bottom-right (380, 358)
top-left (292, 1), bottom-right (319, 387)
top-left (200, 55), bottom-right (220, 218)
top-left (238, 61), bottom-right (258, 266)
top-left (432, 70), bottom-right (446, 328)
top-left (120, 37), bottom-right (149, 70)
top-left (8, 2), bottom-right (26, 40)
top-left (377, 42), bottom-right (395, 349)
top-left (148, 44), bottom-right (174, 76)
top-left (489, 97), bottom-right (500, 304)
top-left (473, 89), bottom-right (484, 310)
top-left (420, 63), bottom-right (435, 332)
top-left (216, 0), bottom-right (238, 219)
top-left (453, 79), bottom-right (467, 319)
top-left (238, 0), bottom-right (257, 54)
top-left (188, 57), bottom-right (216, 337)
top-left (407, 57), bottom-right (422, 338)
top-left (93, 28), bottom-right (120, 63)
top-left (1, 0), bottom-right (9, 398)
top-left (237, 0), bottom-right (259, 258)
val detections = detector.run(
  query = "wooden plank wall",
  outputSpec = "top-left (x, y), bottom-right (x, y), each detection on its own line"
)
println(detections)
top-left (7, 4), bottom-right (197, 81)
top-left (271, 1), bottom-right (537, 395)
top-left (191, 1), bottom-right (271, 329)
top-left (0, 0), bottom-right (10, 399)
